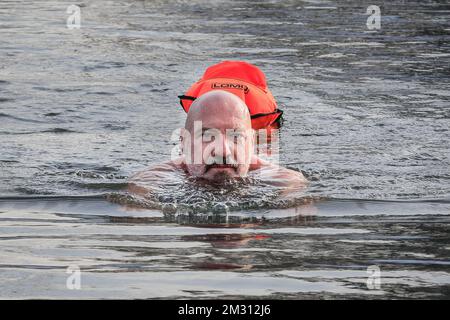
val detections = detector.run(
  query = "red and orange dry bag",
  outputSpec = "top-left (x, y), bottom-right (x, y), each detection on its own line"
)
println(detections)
top-left (178, 61), bottom-right (283, 130)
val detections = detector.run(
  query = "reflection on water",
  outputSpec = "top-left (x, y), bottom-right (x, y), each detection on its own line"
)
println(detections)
top-left (1, 196), bottom-right (450, 299)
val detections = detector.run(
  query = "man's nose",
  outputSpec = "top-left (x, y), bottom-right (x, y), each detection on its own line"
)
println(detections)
top-left (213, 134), bottom-right (232, 159)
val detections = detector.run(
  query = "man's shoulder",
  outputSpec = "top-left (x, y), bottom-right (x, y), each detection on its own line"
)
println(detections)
top-left (129, 158), bottom-right (185, 182)
top-left (249, 157), bottom-right (308, 186)
top-left (249, 155), bottom-right (269, 171)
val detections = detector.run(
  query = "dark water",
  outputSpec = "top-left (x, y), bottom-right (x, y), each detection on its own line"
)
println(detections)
top-left (1, 196), bottom-right (450, 299)
top-left (1, 0), bottom-right (450, 298)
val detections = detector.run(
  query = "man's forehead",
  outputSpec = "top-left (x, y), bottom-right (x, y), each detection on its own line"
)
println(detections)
top-left (193, 121), bottom-right (250, 133)
top-left (194, 114), bottom-right (248, 129)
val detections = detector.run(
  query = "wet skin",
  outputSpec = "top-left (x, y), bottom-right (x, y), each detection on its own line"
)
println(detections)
top-left (129, 90), bottom-right (308, 196)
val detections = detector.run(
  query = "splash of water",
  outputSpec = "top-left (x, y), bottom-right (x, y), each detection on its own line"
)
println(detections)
top-left (108, 165), bottom-right (314, 214)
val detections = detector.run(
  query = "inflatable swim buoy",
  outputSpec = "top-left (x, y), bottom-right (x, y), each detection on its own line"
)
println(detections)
top-left (178, 61), bottom-right (283, 130)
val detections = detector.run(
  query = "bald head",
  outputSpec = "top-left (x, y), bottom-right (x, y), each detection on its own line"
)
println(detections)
top-left (185, 90), bottom-right (251, 131)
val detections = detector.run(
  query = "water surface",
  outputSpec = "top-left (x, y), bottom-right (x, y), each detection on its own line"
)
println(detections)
top-left (1, 196), bottom-right (450, 299)
top-left (0, 0), bottom-right (449, 299)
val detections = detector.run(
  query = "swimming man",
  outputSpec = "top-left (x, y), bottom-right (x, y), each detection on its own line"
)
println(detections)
top-left (128, 90), bottom-right (307, 197)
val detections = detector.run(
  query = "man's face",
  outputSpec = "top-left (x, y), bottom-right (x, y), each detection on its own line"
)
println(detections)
top-left (182, 91), bottom-right (254, 180)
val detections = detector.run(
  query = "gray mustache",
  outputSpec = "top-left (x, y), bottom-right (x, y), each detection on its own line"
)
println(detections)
top-left (205, 156), bottom-right (238, 172)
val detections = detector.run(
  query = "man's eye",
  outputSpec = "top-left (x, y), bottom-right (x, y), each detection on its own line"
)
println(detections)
top-left (231, 133), bottom-right (246, 142)
top-left (202, 131), bottom-right (215, 140)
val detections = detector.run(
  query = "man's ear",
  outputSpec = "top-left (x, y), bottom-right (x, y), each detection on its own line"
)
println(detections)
top-left (179, 128), bottom-right (192, 155)
top-left (180, 134), bottom-right (185, 154)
